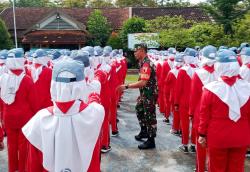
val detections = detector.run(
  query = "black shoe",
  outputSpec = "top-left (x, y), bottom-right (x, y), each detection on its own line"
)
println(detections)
top-left (101, 146), bottom-right (112, 153)
top-left (163, 118), bottom-right (170, 125)
top-left (189, 145), bottom-right (196, 153)
top-left (135, 126), bottom-right (148, 141)
top-left (170, 129), bottom-right (179, 136)
top-left (178, 131), bottom-right (182, 138)
top-left (138, 137), bottom-right (155, 149)
top-left (111, 131), bottom-right (119, 137)
top-left (135, 132), bottom-right (148, 141)
top-left (178, 145), bottom-right (189, 154)
top-left (246, 151), bottom-right (250, 158)
top-left (0, 142), bottom-right (4, 151)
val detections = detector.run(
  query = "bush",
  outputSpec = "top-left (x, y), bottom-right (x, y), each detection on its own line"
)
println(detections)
top-left (119, 17), bottom-right (146, 48)
top-left (106, 32), bottom-right (123, 49)
top-left (159, 28), bottom-right (195, 50)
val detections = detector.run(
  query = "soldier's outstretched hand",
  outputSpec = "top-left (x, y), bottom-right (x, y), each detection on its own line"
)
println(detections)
top-left (117, 85), bottom-right (126, 93)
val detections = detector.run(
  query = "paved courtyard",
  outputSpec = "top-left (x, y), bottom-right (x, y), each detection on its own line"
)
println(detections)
top-left (1, 89), bottom-right (250, 172)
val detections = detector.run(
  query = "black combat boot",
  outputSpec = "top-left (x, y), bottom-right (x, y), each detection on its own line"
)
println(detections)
top-left (135, 126), bottom-right (148, 141)
top-left (138, 137), bottom-right (156, 149)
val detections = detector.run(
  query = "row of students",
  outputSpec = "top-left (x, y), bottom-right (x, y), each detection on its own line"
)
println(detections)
top-left (0, 46), bottom-right (127, 172)
top-left (148, 43), bottom-right (250, 172)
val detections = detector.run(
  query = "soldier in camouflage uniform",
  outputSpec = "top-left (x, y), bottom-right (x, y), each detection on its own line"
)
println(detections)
top-left (117, 43), bottom-right (158, 149)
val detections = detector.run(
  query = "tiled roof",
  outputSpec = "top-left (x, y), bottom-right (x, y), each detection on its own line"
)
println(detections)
top-left (0, 7), bottom-right (210, 40)
top-left (132, 7), bottom-right (210, 22)
top-left (0, 7), bottom-right (130, 38)
top-left (22, 30), bottom-right (87, 44)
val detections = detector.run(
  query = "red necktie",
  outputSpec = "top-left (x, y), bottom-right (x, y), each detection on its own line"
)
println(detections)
top-left (221, 76), bottom-right (238, 86)
top-left (55, 100), bottom-right (75, 114)
top-left (203, 65), bottom-right (215, 73)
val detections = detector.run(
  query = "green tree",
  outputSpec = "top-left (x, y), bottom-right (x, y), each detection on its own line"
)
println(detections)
top-left (14, 0), bottom-right (50, 7)
top-left (203, 0), bottom-right (250, 35)
top-left (87, 9), bottom-right (112, 46)
top-left (107, 32), bottom-right (123, 49)
top-left (88, 0), bottom-right (114, 8)
top-left (119, 17), bottom-right (146, 48)
top-left (158, 28), bottom-right (195, 49)
top-left (145, 16), bottom-right (193, 32)
top-left (115, 0), bottom-right (157, 7)
top-left (233, 13), bottom-right (250, 45)
top-left (61, 0), bottom-right (87, 8)
top-left (156, 0), bottom-right (190, 7)
top-left (0, 2), bottom-right (10, 12)
top-left (189, 22), bottom-right (226, 47)
top-left (0, 19), bottom-right (13, 49)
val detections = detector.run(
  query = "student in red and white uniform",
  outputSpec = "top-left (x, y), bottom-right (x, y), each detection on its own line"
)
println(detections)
top-left (174, 48), bottom-right (199, 153)
top-left (0, 50), bottom-right (8, 75)
top-left (238, 47), bottom-right (250, 157)
top-left (198, 49), bottom-right (250, 172)
top-left (0, 50), bottom-right (8, 130)
top-left (106, 50), bottom-right (119, 137)
top-left (155, 52), bottom-right (166, 116)
top-left (154, 51), bottom-right (165, 116)
top-left (29, 49), bottom-right (53, 110)
top-left (0, 48), bottom-right (38, 172)
top-left (161, 48), bottom-right (176, 124)
top-left (24, 52), bottom-right (33, 71)
top-left (189, 45), bottom-right (218, 172)
top-left (49, 50), bottom-right (62, 67)
top-left (164, 53), bottom-right (184, 136)
top-left (99, 47), bottom-right (113, 152)
top-left (118, 49), bottom-right (127, 86)
top-left (0, 50), bottom-right (7, 151)
top-left (116, 49), bottom-right (127, 102)
top-left (92, 47), bottom-right (118, 137)
top-left (76, 47), bottom-right (112, 153)
top-left (237, 43), bottom-right (249, 66)
top-left (23, 59), bottom-right (105, 172)
top-left (239, 47), bottom-right (250, 82)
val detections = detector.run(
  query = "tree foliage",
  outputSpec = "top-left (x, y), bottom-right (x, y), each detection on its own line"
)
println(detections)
top-left (203, 0), bottom-right (250, 34)
top-left (87, 9), bottom-right (111, 46)
top-left (156, 0), bottom-right (191, 7)
top-left (159, 28), bottom-right (195, 49)
top-left (107, 32), bottom-right (123, 49)
top-left (119, 17), bottom-right (146, 48)
top-left (0, 2), bottom-right (10, 12)
top-left (88, 0), bottom-right (114, 8)
top-left (233, 13), bottom-right (250, 45)
top-left (145, 16), bottom-right (193, 32)
top-left (60, 0), bottom-right (88, 8)
top-left (14, 0), bottom-right (51, 7)
top-left (142, 14), bottom-right (250, 49)
top-left (7, 0), bottom-right (197, 8)
top-left (115, 0), bottom-right (158, 7)
top-left (189, 22), bottom-right (225, 47)
top-left (0, 19), bottom-right (13, 49)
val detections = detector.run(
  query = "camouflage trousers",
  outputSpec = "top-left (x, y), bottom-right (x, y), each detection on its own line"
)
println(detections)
top-left (135, 96), bottom-right (157, 138)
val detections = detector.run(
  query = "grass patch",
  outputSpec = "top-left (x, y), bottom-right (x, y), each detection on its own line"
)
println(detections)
top-left (126, 74), bottom-right (139, 83)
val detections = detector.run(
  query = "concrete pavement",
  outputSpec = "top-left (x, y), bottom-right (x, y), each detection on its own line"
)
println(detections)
top-left (0, 89), bottom-right (250, 172)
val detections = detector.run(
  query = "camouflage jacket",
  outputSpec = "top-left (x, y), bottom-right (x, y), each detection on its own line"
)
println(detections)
top-left (138, 56), bottom-right (158, 101)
